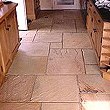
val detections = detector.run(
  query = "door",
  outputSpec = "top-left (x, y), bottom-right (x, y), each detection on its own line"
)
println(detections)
top-left (53, 0), bottom-right (80, 9)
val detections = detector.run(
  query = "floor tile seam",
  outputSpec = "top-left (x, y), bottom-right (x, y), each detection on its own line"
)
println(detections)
top-left (5, 74), bottom-right (44, 77)
top-left (32, 30), bottom-right (38, 42)
top-left (0, 102), bottom-right (41, 104)
top-left (50, 25), bottom-right (53, 32)
top-left (79, 92), bottom-right (110, 95)
top-left (29, 75), bottom-right (38, 102)
top-left (76, 75), bottom-right (82, 104)
top-left (40, 103), bottom-right (42, 110)
top-left (45, 43), bottom-right (51, 75)
top-left (50, 18), bottom-right (54, 32)
top-left (74, 19), bottom-right (77, 33)
top-left (33, 41), bottom-right (62, 43)
top-left (81, 49), bottom-right (86, 75)
top-left (44, 74), bottom-right (85, 76)
top-left (16, 55), bottom-right (49, 58)
top-left (62, 47), bottom-right (93, 49)
top-left (40, 102), bottom-right (80, 104)
top-left (30, 101), bottom-right (80, 103)
top-left (49, 48), bottom-right (84, 50)
top-left (62, 33), bottom-right (64, 48)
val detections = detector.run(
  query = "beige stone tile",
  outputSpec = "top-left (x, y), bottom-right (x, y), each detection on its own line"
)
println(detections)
top-left (0, 103), bottom-right (41, 110)
top-left (19, 43), bottom-right (50, 56)
top-left (41, 10), bottom-right (63, 19)
top-left (63, 33), bottom-right (92, 48)
top-left (63, 10), bottom-right (82, 19)
top-left (42, 103), bottom-right (81, 110)
top-left (34, 32), bottom-right (62, 43)
top-left (51, 11), bottom-right (64, 19)
top-left (37, 25), bottom-right (52, 32)
top-left (82, 49), bottom-right (98, 64)
top-left (29, 20), bottom-right (52, 31)
top-left (28, 22), bottom-right (38, 31)
top-left (52, 24), bottom-right (76, 32)
top-left (76, 20), bottom-right (87, 33)
top-left (19, 31), bottom-right (28, 38)
top-left (85, 65), bottom-right (100, 74)
top-left (78, 75), bottom-right (110, 94)
top-left (53, 18), bottom-right (75, 24)
top-left (47, 49), bottom-right (85, 74)
top-left (36, 17), bottom-right (53, 25)
top-left (19, 31), bottom-right (36, 38)
top-left (31, 76), bottom-right (79, 102)
top-left (25, 31), bottom-right (37, 37)
top-left (8, 52), bottom-right (48, 75)
top-left (50, 43), bottom-right (62, 48)
top-left (0, 75), bottom-right (36, 102)
top-left (52, 19), bottom-right (76, 32)
top-left (81, 94), bottom-right (110, 110)
top-left (21, 37), bottom-right (34, 43)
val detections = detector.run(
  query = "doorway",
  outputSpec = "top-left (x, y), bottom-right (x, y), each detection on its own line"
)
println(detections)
top-left (53, 0), bottom-right (79, 9)
top-left (40, 0), bottom-right (80, 10)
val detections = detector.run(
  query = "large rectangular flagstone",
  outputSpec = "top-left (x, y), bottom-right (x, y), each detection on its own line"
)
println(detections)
top-left (47, 49), bottom-right (85, 74)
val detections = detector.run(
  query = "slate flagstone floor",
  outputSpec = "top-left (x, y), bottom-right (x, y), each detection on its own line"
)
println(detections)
top-left (1, 10), bottom-right (110, 110)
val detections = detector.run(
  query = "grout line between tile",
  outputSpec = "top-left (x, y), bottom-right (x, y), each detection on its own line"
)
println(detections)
top-left (81, 49), bottom-right (86, 75)
top-left (76, 75), bottom-right (81, 102)
top-left (44, 74), bottom-right (86, 76)
top-left (74, 19), bottom-right (77, 33)
top-left (30, 101), bottom-right (80, 103)
top-left (32, 33), bottom-right (37, 42)
top-left (50, 18), bottom-right (54, 32)
top-left (62, 33), bottom-right (63, 48)
top-left (29, 75), bottom-right (37, 102)
top-left (45, 43), bottom-right (51, 75)
top-left (40, 103), bottom-right (43, 110)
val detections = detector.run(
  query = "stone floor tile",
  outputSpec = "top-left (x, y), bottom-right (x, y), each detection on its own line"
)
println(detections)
top-left (8, 52), bottom-right (48, 75)
top-left (37, 25), bottom-right (52, 32)
top-left (31, 76), bottom-right (79, 102)
top-left (82, 49), bottom-right (98, 64)
top-left (19, 31), bottom-right (28, 38)
top-left (78, 75), bottom-right (110, 94)
top-left (63, 10), bottom-right (82, 19)
top-left (81, 94), bottom-right (110, 110)
top-left (21, 37), bottom-right (34, 43)
top-left (50, 43), bottom-right (62, 48)
top-left (42, 103), bottom-right (81, 110)
top-left (0, 75), bottom-right (36, 102)
top-left (19, 43), bottom-right (49, 56)
top-left (75, 20), bottom-right (87, 33)
top-left (47, 49), bottom-right (85, 74)
top-left (0, 103), bottom-right (41, 110)
top-left (51, 24), bottom-right (76, 32)
top-left (53, 18), bottom-right (75, 24)
top-left (51, 19), bottom-right (76, 32)
top-left (19, 31), bottom-right (36, 38)
top-left (39, 10), bottom-right (63, 19)
top-left (36, 17), bottom-right (53, 25)
top-left (63, 33), bottom-right (92, 48)
top-left (29, 20), bottom-right (52, 32)
top-left (25, 31), bottom-right (37, 37)
top-left (85, 65), bottom-right (100, 74)
top-left (34, 32), bottom-right (62, 43)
